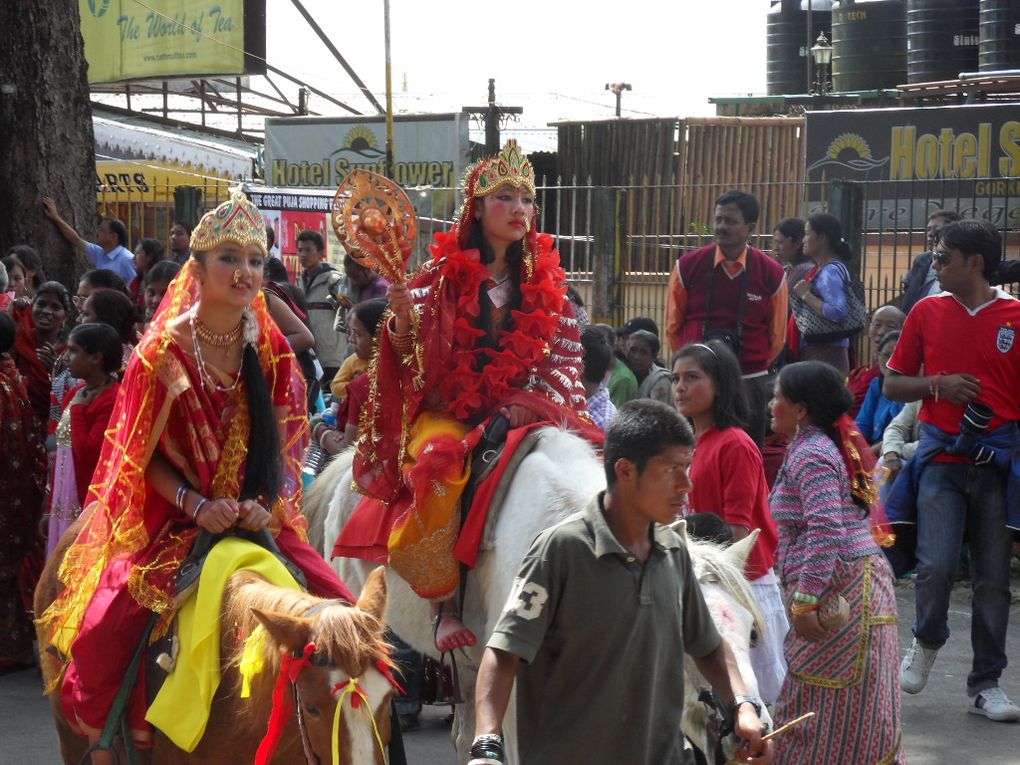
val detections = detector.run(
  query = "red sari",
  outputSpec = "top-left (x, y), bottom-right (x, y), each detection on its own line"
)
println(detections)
top-left (0, 357), bottom-right (46, 666)
top-left (39, 263), bottom-right (353, 741)
top-left (11, 302), bottom-right (64, 430)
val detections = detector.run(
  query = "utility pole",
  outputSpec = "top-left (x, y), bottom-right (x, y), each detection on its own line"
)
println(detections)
top-left (383, 0), bottom-right (395, 179)
top-left (462, 79), bottom-right (523, 155)
top-left (605, 82), bottom-right (632, 117)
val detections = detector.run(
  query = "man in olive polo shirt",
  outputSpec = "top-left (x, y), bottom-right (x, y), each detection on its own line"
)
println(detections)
top-left (469, 400), bottom-right (772, 765)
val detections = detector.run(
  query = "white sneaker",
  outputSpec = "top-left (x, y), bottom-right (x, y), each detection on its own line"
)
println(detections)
top-left (968, 687), bottom-right (1020, 722)
top-left (900, 638), bottom-right (938, 694)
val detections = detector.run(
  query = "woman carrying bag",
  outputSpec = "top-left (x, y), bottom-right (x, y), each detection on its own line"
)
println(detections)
top-left (788, 213), bottom-right (866, 377)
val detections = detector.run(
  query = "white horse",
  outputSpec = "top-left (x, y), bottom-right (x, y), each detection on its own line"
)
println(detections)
top-left (305, 428), bottom-right (770, 764)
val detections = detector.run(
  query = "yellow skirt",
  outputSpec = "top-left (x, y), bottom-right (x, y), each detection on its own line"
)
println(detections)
top-left (387, 411), bottom-right (470, 600)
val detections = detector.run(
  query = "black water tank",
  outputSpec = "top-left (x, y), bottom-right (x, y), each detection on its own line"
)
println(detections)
top-left (907, 0), bottom-right (979, 83)
top-left (831, 1), bottom-right (908, 92)
top-left (766, 1), bottom-right (834, 95)
top-left (979, 0), bottom-right (1020, 71)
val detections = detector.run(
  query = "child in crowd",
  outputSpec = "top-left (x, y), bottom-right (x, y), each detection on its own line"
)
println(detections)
top-left (580, 326), bottom-right (617, 431)
top-left (129, 238), bottom-right (165, 309)
top-left (856, 330), bottom-right (905, 450)
top-left (672, 339), bottom-right (788, 705)
top-left (590, 323), bottom-right (638, 407)
top-left (141, 261), bottom-right (181, 328)
top-left (46, 323), bottom-right (122, 557)
top-left (1, 255), bottom-right (28, 300)
top-left (315, 298), bottom-right (387, 457)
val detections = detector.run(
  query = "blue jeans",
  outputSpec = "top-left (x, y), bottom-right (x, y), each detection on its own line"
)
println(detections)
top-left (914, 461), bottom-right (1013, 693)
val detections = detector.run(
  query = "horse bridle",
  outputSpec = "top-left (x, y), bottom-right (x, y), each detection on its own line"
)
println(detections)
top-left (287, 598), bottom-right (398, 765)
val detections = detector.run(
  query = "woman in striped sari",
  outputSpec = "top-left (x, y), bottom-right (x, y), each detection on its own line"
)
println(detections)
top-left (768, 361), bottom-right (903, 764)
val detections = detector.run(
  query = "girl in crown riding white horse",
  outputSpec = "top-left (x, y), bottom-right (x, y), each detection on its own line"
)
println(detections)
top-left (332, 141), bottom-right (602, 652)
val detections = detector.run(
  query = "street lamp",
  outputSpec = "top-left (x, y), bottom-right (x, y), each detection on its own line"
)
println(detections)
top-left (810, 32), bottom-right (833, 95)
top-left (605, 82), bottom-right (632, 117)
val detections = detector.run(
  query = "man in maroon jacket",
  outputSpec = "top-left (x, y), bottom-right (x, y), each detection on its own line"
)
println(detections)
top-left (666, 190), bottom-right (787, 446)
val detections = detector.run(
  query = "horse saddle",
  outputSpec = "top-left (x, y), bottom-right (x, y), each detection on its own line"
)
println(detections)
top-left (176, 527), bottom-right (306, 600)
top-left (145, 529), bottom-right (308, 707)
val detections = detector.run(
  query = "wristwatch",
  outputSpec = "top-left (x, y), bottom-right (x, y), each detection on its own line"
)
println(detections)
top-left (729, 694), bottom-right (763, 727)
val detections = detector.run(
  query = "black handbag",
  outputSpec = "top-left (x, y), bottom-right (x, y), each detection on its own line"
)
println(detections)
top-left (791, 262), bottom-right (867, 343)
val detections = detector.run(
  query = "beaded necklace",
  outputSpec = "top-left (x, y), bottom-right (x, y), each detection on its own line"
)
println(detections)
top-left (194, 314), bottom-right (244, 347)
top-left (190, 309), bottom-right (244, 392)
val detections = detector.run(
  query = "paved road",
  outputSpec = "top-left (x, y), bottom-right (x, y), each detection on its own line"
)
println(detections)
top-left (3, 582), bottom-right (1018, 764)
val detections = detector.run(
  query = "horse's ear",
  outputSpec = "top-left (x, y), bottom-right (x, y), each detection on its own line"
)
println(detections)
top-left (727, 528), bottom-right (761, 569)
top-left (669, 518), bottom-right (689, 545)
top-left (356, 567), bottom-right (388, 623)
top-left (251, 608), bottom-right (314, 655)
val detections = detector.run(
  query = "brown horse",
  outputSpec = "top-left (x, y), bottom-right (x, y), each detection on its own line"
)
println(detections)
top-left (35, 528), bottom-right (394, 765)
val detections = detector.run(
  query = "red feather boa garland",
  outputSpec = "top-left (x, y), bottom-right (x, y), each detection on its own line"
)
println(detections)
top-left (432, 231), bottom-right (567, 422)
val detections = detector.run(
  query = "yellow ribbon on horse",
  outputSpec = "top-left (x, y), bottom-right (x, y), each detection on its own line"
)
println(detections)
top-left (146, 538), bottom-right (302, 751)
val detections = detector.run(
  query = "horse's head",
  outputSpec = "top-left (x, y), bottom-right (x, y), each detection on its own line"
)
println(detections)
top-left (252, 568), bottom-right (396, 765)
top-left (679, 527), bottom-right (775, 763)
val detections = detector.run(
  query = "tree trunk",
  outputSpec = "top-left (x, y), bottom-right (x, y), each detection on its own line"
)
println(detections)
top-left (0, 0), bottom-right (95, 289)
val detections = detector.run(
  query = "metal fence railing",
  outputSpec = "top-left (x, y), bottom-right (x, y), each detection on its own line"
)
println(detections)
top-left (103, 175), bottom-right (1019, 348)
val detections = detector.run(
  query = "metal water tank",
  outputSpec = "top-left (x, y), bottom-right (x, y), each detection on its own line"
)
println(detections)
top-left (979, 0), bottom-right (1020, 71)
top-left (907, 0), bottom-right (980, 83)
top-left (767, 1), bottom-right (834, 95)
top-left (831, 1), bottom-right (908, 92)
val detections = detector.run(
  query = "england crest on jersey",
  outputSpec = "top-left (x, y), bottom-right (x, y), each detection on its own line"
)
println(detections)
top-left (996, 325), bottom-right (1015, 353)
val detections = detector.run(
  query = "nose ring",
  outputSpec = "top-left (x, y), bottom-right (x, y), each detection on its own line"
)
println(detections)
top-left (233, 269), bottom-right (243, 285)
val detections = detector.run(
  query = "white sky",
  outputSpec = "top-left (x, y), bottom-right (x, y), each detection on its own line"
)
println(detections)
top-left (265, 0), bottom-right (771, 150)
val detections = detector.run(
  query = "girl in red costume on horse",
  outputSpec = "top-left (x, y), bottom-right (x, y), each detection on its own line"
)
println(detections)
top-left (333, 141), bottom-right (601, 652)
top-left (37, 192), bottom-right (353, 765)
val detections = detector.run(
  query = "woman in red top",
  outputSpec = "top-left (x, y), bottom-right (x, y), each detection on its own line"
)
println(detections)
top-left (11, 282), bottom-right (70, 430)
top-left (46, 323), bottom-right (122, 558)
top-left (672, 339), bottom-right (789, 704)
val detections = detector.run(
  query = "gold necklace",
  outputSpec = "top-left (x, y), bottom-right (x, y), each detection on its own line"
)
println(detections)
top-left (194, 315), bottom-right (243, 348)
top-left (190, 311), bottom-right (243, 393)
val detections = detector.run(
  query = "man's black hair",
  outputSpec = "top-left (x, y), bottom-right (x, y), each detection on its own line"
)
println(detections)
top-left (81, 268), bottom-right (130, 297)
top-left (296, 229), bottom-right (325, 252)
top-left (102, 217), bottom-right (129, 247)
top-left (939, 219), bottom-right (1002, 281)
top-left (604, 399), bottom-right (694, 486)
top-left (580, 326), bottom-right (612, 384)
top-left (715, 190), bottom-right (760, 225)
top-left (928, 209), bottom-right (961, 223)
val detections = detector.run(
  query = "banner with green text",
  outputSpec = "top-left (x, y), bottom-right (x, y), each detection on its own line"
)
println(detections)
top-left (80, 0), bottom-right (252, 83)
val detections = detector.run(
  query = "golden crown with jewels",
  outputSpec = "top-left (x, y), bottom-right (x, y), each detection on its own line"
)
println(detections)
top-left (190, 190), bottom-right (268, 255)
top-left (469, 139), bottom-right (535, 198)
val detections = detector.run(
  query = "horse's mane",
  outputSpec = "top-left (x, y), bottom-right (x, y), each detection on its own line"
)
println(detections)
top-left (685, 537), bottom-right (766, 636)
top-left (221, 571), bottom-right (390, 728)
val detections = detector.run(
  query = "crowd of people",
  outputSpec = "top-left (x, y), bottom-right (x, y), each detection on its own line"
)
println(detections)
top-left (1, 146), bottom-right (1017, 765)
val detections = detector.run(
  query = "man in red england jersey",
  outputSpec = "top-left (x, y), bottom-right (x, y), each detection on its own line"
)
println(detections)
top-left (884, 220), bottom-right (1020, 722)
